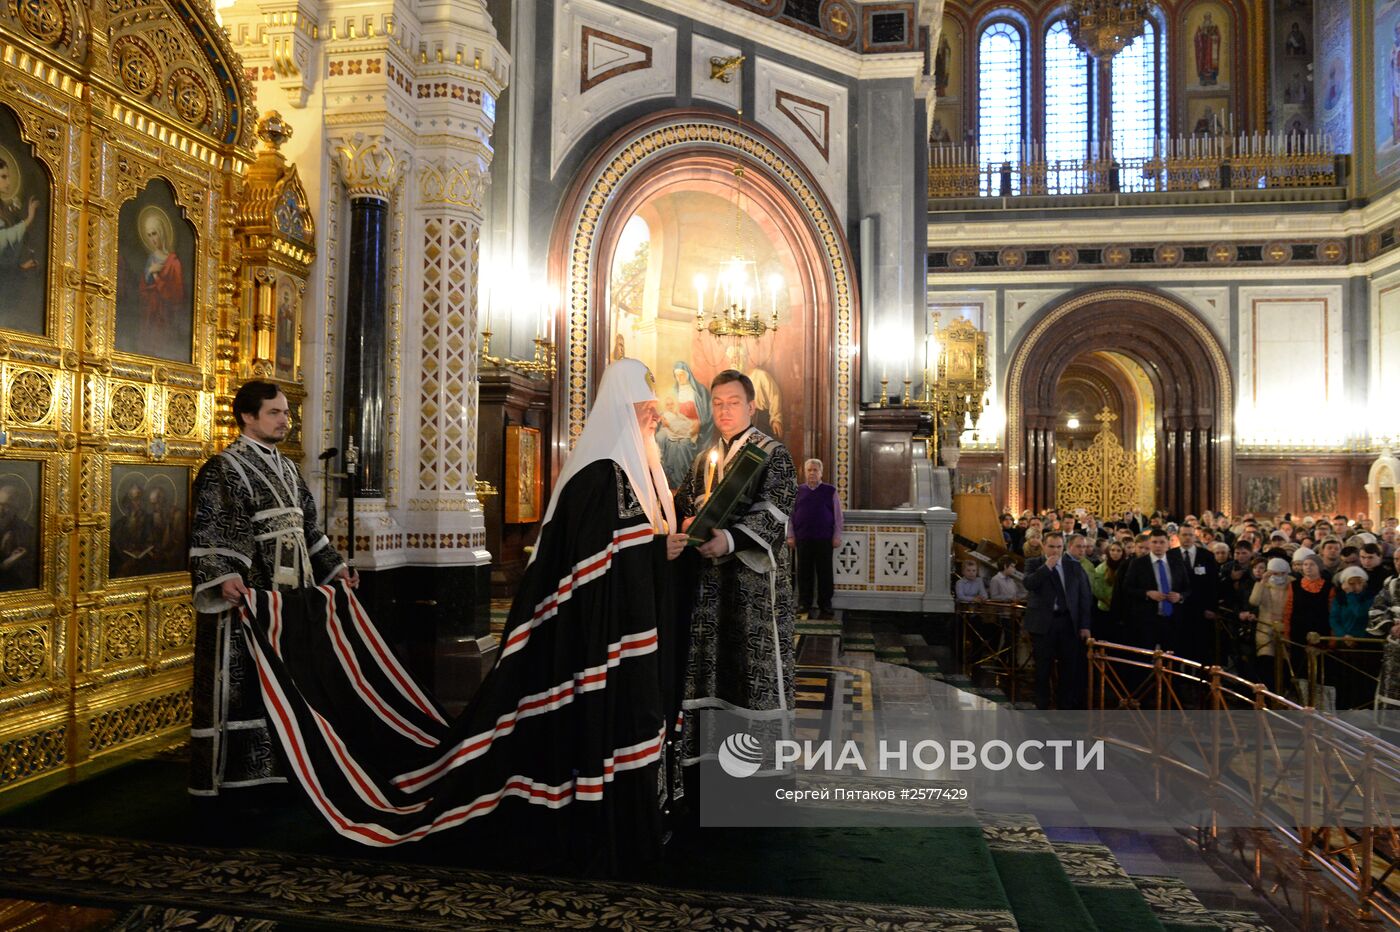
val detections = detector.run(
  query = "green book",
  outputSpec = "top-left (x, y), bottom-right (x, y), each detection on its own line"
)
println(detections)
top-left (687, 443), bottom-right (771, 546)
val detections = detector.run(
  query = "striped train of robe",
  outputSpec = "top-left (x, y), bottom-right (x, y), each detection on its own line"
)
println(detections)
top-left (237, 460), bottom-right (684, 864)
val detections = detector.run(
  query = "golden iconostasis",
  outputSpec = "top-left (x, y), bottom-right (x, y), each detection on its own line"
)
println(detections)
top-left (0, 0), bottom-right (310, 799)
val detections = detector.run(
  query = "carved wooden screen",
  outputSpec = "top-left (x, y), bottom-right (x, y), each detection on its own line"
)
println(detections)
top-left (1055, 408), bottom-right (1140, 516)
top-left (0, 0), bottom-right (255, 798)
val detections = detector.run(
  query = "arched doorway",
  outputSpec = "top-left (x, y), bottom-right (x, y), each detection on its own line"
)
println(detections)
top-left (1006, 288), bottom-right (1234, 517)
top-left (1053, 352), bottom-right (1159, 511)
top-left (547, 110), bottom-right (859, 502)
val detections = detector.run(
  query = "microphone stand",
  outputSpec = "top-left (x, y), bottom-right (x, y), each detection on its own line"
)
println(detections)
top-left (318, 446), bottom-right (340, 536)
top-left (344, 436), bottom-right (359, 568)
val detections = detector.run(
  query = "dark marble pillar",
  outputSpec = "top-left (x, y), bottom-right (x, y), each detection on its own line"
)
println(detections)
top-left (1162, 428), bottom-right (1177, 518)
top-left (343, 196), bottom-right (388, 496)
top-left (1194, 427), bottom-right (1211, 513)
top-left (1024, 427), bottom-right (1039, 513)
top-left (1180, 428), bottom-right (1195, 518)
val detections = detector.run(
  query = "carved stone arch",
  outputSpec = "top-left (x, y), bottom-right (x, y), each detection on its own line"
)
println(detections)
top-left (1006, 287), bottom-right (1233, 517)
top-left (547, 108), bottom-right (859, 504)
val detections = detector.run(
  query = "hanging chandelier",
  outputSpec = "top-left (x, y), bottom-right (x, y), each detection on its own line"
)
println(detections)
top-left (1065, 0), bottom-right (1150, 61)
top-left (694, 56), bottom-right (781, 341)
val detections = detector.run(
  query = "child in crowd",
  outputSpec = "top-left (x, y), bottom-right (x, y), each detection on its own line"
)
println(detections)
top-left (955, 559), bottom-right (988, 604)
top-left (988, 555), bottom-right (1025, 602)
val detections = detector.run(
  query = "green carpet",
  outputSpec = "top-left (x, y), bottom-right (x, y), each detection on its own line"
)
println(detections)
top-left (990, 849), bottom-right (1099, 931)
top-left (979, 813), bottom-right (1098, 931)
top-left (1053, 842), bottom-right (1167, 932)
top-left (1074, 886), bottom-right (1169, 931)
top-left (0, 757), bottom-right (1019, 929)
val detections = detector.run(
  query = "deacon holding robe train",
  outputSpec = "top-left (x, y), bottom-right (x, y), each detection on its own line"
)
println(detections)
top-left (676, 369), bottom-right (798, 767)
top-left (187, 381), bottom-right (353, 801)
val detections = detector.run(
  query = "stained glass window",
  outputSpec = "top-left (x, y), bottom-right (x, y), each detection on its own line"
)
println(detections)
top-left (1110, 17), bottom-right (1166, 190)
top-left (978, 20), bottom-right (1024, 194)
top-left (1044, 19), bottom-right (1092, 193)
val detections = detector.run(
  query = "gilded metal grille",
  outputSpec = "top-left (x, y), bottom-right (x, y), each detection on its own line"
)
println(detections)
top-left (1056, 407), bottom-right (1139, 515)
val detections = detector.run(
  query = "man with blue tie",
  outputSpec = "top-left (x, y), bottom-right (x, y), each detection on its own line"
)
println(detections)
top-left (1023, 532), bottom-right (1094, 710)
top-left (1123, 527), bottom-right (1190, 652)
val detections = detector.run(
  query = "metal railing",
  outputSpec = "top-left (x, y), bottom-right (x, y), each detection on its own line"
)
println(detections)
top-left (955, 601), bottom-right (1031, 705)
top-left (1087, 640), bottom-right (1400, 928)
top-left (929, 134), bottom-right (1340, 201)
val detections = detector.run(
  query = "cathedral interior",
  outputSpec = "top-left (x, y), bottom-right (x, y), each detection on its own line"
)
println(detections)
top-left (0, 0), bottom-right (1399, 928)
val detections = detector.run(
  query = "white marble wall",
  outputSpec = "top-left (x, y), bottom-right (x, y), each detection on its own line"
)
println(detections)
top-left (833, 508), bottom-right (956, 613)
top-left (222, 0), bottom-right (508, 571)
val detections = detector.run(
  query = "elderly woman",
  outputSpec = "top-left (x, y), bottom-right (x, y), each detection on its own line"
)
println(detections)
top-left (1248, 557), bottom-right (1292, 690)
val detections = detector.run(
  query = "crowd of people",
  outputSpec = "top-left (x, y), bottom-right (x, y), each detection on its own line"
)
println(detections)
top-left (955, 507), bottom-right (1400, 710)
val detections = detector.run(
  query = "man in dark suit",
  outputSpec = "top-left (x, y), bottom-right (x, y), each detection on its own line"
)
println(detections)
top-left (1122, 527), bottom-right (1191, 652)
top-left (1171, 524), bottom-right (1218, 664)
top-left (1022, 531), bottom-right (1094, 710)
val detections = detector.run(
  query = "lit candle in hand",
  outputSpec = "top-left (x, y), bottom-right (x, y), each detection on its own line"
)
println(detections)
top-left (704, 449), bottom-right (719, 498)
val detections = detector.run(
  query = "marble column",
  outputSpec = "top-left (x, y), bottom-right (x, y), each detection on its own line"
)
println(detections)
top-left (344, 195), bottom-right (388, 495)
top-left (402, 154), bottom-right (493, 639)
top-left (334, 134), bottom-right (401, 498)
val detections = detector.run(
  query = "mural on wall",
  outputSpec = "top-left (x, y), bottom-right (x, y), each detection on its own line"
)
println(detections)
top-left (1187, 96), bottom-right (1231, 137)
top-left (1181, 2), bottom-right (1232, 138)
top-left (935, 16), bottom-right (959, 99)
top-left (1300, 475), bottom-right (1339, 514)
top-left (931, 14), bottom-right (963, 148)
top-left (1271, 0), bottom-right (1315, 136)
top-left (0, 460), bottom-right (40, 591)
top-left (1375, 0), bottom-right (1400, 177)
top-left (1185, 2), bottom-right (1231, 91)
top-left (108, 465), bottom-right (190, 579)
top-left (1244, 475), bottom-right (1282, 516)
top-left (0, 106), bottom-right (49, 336)
top-left (116, 181), bottom-right (196, 364)
top-left (606, 190), bottom-right (807, 490)
top-left (1317, 0), bottom-right (1353, 155)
